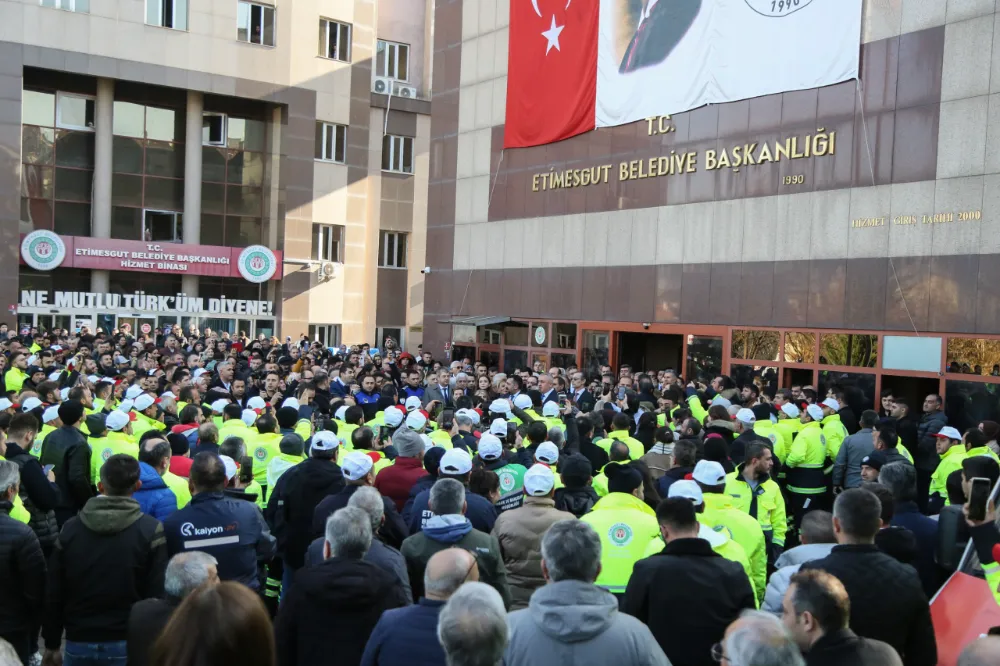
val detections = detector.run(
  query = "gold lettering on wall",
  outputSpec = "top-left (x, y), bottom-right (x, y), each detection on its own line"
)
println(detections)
top-left (852, 210), bottom-right (983, 229)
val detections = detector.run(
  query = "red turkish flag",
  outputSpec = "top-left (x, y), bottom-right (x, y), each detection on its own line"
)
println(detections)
top-left (503, 0), bottom-right (598, 149)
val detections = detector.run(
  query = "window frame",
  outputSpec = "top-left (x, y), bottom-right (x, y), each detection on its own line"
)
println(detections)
top-left (55, 92), bottom-right (96, 132)
top-left (315, 122), bottom-right (347, 164)
top-left (313, 224), bottom-right (344, 263)
top-left (237, 1), bottom-right (276, 47)
top-left (381, 134), bottom-right (413, 174)
top-left (40, 0), bottom-right (89, 12)
top-left (202, 113), bottom-right (228, 147)
top-left (143, 209), bottom-right (183, 243)
top-left (378, 230), bottom-right (407, 269)
top-left (376, 40), bottom-right (410, 81)
top-left (145, 0), bottom-right (187, 30)
top-left (319, 18), bottom-right (352, 62)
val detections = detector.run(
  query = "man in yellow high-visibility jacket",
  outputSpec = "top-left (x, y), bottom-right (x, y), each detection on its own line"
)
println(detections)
top-left (725, 440), bottom-right (787, 565)
top-left (929, 426), bottom-right (967, 514)
top-left (595, 413), bottom-right (645, 461)
top-left (819, 398), bottom-right (849, 466)
top-left (786, 404), bottom-right (829, 532)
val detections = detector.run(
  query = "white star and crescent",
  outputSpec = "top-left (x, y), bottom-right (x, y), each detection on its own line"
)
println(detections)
top-left (541, 14), bottom-right (565, 55)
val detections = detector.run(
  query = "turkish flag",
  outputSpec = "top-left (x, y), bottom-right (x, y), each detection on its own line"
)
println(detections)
top-left (503, 0), bottom-right (598, 149)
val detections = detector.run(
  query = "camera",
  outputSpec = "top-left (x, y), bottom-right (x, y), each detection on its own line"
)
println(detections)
top-left (421, 266), bottom-right (431, 274)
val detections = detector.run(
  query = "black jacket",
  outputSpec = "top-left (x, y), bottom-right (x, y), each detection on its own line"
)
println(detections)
top-left (805, 629), bottom-right (903, 666)
top-left (656, 464), bottom-right (694, 497)
top-left (0, 501), bottom-right (46, 636)
top-left (916, 411), bottom-right (948, 471)
top-left (127, 597), bottom-right (180, 666)
top-left (265, 458), bottom-right (345, 569)
top-left (801, 544), bottom-right (936, 666)
top-left (312, 484), bottom-right (408, 549)
top-left (553, 486), bottom-right (599, 518)
top-left (896, 415), bottom-right (919, 455)
top-left (275, 557), bottom-right (407, 666)
top-left (401, 474), bottom-right (437, 526)
top-left (730, 430), bottom-right (769, 466)
top-left (623, 538), bottom-right (755, 666)
top-left (39, 425), bottom-right (94, 525)
top-left (43, 496), bottom-right (167, 648)
top-left (5, 442), bottom-right (61, 552)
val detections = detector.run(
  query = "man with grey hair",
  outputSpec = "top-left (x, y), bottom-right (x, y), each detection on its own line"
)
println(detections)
top-left (438, 582), bottom-right (508, 666)
top-left (126, 551), bottom-right (219, 666)
top-left (402, 478), bottom-right (511, 609)
top-left (362, 548), bottom-right (479, 666)
top-left (880, 461), bottom-right (940, 598)
top-left (959, 636), bottom-right (1000, 666)
top-left (276, 507), bottom-right (407, 666)
top-left (721, 610), bottom-right (805, 666)
top-left (505, 520), bottom-right (669, 666)
top-left (0, 459), bottom-right (46, 666)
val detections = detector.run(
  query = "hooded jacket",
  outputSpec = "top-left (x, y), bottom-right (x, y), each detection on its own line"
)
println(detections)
top-left (505, 579), bottom-right (670, 666)
top-left (374, 456), bottom-right (428, 512)
top-left (761, 542), bottom-right (837, 613)
top-left (43, 496), bottom-right (167, 648)
top-left (275, 556), bottom-right (408, 666)
top-left (916, 410), bottom-right (948, 471)
top-left (264, 457), bottom-right (344, 569)
top-left (553, 485), bottom-right (599, 518)
top-left (0, 500), bottom-right (46, 638)
top-left (133, 462), bottom-right (178, 521)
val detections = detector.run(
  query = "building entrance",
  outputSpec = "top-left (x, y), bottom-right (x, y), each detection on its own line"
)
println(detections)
top-left (617, 332), bottom-right (684, 375)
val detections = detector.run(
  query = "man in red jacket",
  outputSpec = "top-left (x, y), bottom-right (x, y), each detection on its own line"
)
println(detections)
top-left (375, 422), bottom-right (428, 512)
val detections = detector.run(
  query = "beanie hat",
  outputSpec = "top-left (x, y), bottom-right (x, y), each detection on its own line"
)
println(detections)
top-left (57, 400), bottom-right (85, 426)
top-left (605, 462), bottom-right (643, 495)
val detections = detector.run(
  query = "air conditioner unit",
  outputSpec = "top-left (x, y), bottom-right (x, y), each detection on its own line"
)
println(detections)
top-left (372, 76), bottom-right (392, 94)
top-left (319, 262), bottom-right (337, 280)
top-left (392, 83), bottom-right (417, 98)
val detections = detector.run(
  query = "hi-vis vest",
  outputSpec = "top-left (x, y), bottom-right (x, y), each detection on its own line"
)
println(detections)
top-left (930, 445), bottom-right (967, 503)
top-left (752, 421), bottom-right (780, 449)
top-left (596, 431), bottom-right (645, 461)
top-left (725, 469), bottom-right (787, 548)
top-left (773, 418), bottom-right (802, 463)
top-left (429, 429), bottom-right (454, 449)
top-left (0, 455), bottom-right (30, 524)
top-left (30, 424), bottom-right (55, 458)
top-left (580, 492), bottom-right (660, 594)
top-left (249, 432), bottom-right (283, 485)
top-left (821, 414), bottom-right (848, 463)
top-left (967, 446), bottom-right (1000, 464)
top-left (701, 493), bottom-right (767, 600)
top-left (785, 421), bottom-right (827, 495)
top-left (89, 432), bottom-right (139, 485)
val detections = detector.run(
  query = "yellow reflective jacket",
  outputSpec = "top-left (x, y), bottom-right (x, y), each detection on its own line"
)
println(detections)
top-left (786, 421), bottom-right (827, 495)
top-left (163, 470), bottom-right (191, 509)
top-left (821, 414), bottom-right (848, 462)
top-left (773, 418), bottom-right (802, 464)
top-left (4, 367), bottom-right (27, 394)
top-left (753, 421), bottom-right (781, 450)
top-left (596, 430), bottom-right (645, 461)
top-left (30, 424), bottom-right (55, 458)
top-left (0, 455), bottom-right (30, 524)
top-left (218, 418), bottom-right (252, 443)
top-left (249, 432), bottom-right (283, 485)
top-left (580, 492), bottom-right (660, 594)
top-left (702, 493), bottom-right (767, 600)
top-left (967, 446), bottom-right (1000, 464)
top-left (429, 429), bottom-right (454, 450)
top-left (89, 432), bottom-right (139, 486)
top-left (930, 445), bottom-right (967, 504)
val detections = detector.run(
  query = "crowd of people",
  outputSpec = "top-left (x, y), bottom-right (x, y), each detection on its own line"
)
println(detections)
top-left (1, 323), bottom-right (1000, 666)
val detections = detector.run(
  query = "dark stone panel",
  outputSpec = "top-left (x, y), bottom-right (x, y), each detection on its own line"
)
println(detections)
top-left (538, 267), bottom-right (563, 316)
top-left (748, 93), bottom-right (784, 133)
top-left (852, 110), bottom-right (894, 187)
top-left (520, 267), bottom-right (541, 319)
top-left (557, 267), bottom-right (585, 321)
top-left (817, 80), bottom-right (857, 123)
top-left (928, 255), bottom-right (979, 333)
top-left (655, 264), bottom-right (683, 323)
top-left (891, 104), bottom-right (939, 184)
top-left (501, 268), bottom-right (523, 317)
top-left (717, 100), bottom-right (750, 139)
top-left (771, 259), bottom-right (811, 327)
top-left (807, 259), bottom-right (846, 328)
top-left (976, 259), bottom-right (1000, 334)
top-left (744, 131), bottom-right (782, 198)
top-left (422, 271), bottom-right (446, 316)
top-left (781, 88), bottom-right (819, 129)
top-left (384, 110), bottom-right (418, 138)
top-left (896, 26), bottom-right (945, 110)
top-left (709, 263), bottom-right (742, 325)
top-left (370, 93), bottom-right (432, 117)
top-left (603, 266), bottom-right (632, 322)
top-left (465, 269), bottom-right (487, 317)
top-left (883, 255), bottom-right (931, 332)
top-left (738, 262), bottom-right (775, 326)
top-left (812, 115), bottom-right (855, 192)
top-left (844, 257), bottom-right (888, 329)
top-left (449, 269), bottom-right (470, 317)
top-left (627, 266), bottom-right (656, 323)
top-left (376, 268), bottom-right (409, 325)
top-left (859, 35), bottom-right (899, 115)
top-left (580, 267), bottom-right (607, 321)
top-left (688, 105), bottom-right (720, 142)
top-left (425, 226), bottom-right (455, 268)
top-left (680, 264), bottom-right (712, 324)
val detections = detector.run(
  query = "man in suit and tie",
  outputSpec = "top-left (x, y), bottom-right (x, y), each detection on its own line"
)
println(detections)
top-left (422, 368), bottom-right (454, 408)
top-left (569, 371), bottom-right (596, 413)
top-left (538, 373), bottom-right (559, 406)
top-left (619, 0), bottom-right (702, 74)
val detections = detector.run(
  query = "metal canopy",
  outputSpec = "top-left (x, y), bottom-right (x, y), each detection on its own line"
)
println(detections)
top-left (437, 315), bottom-right (511, 326)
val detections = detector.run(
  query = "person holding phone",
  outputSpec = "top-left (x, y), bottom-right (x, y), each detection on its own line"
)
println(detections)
top-left (966, 492), bottom-right (1000, 610)
top-left (1, 413), bottom-right (61, 554)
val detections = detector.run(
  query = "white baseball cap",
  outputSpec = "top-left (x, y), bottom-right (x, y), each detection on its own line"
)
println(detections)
top-left (281, 397), bottom-right (300, 411)
top-left (311, 430), bottom-right (340, 452)
top-left (668, 479), bottom-right (704, 506)
top-left (118, 399), bottom-right (134, 413)
top-left (160, 391), bottom-right (177, 400)
top-left (47, 371), bottom-right (61, 382)
top-left (513, 394), bottom-right (533, 410)
top-left (210, 399), bottom-right (230, 413)
top-left (935, 426), bottom-right (963, 441)
top-left (489, 418), bottom-right (508, 437)
top-left (692, 460), bottom-right (727, 486)
top-left (21, 397), bottom-right (42, 412)
top-left (821, 398), bottom-right (840, 412)
top-left (134, 394), bottom-right (156, 412)
top-left (193, 368), bottom-right (208, 378)
top-left (404, 396), bottom-right (422, 412)
top-left (248, 396), bottom-right (267, 410)
top-left (439, 448), bottom-right (473, 475)
top-left (106, 410), bottom-right (130, 431)
top-left (735, 408), bottom-right (755, 425)
top-left (524, 463), bottom-right (555, 496)
top-left (478, 433), bottom-right (503, 461)
top-left (806, 404), bottom-right (825, 422)
top-left (0, 398), bottom-right (12, 411)
top-left (780, 403), bottom-right (800, 419)
top-left (241, 409), bottom-right (258, 427)
top-left (420, 434), bottom-right (435, 452)
top-left (125, 385), bottom-right (144, 400)
top-left (384, 406), bottom-right (405, 428)
top-left (219, 454), bottom-right (238, 481)
top-left (335, 406), bottom-right (349, 421)
top-left (59, 387), bottom-right (69, 401)
top-left (42, 405), bottom-right (60, 424)
top-left (489, 398), bottom-right (511, 416)
top-left (406, 411), bottom-right (427, 431)
top-left (87, 375), bottom-right (100, 384)
top-left (466, 409), bottom-right (481, 425)
top-left (711, 396), bottom-right (732, 409)
top-left (542, 402), bottom-right (560, 417)
top-left (342, 451), bottom-right (374, 480)
top-left (535, 442), bottom-right (560, 465)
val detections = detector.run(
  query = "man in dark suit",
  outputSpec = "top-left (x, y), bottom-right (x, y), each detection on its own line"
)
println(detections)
top-left (422, 368), bottom-right (454, 409)
top-left (537, 373), bottom-right (559, 406)
top-left (569, 371), bottom-right (595, 413)
top-left (619, 0), bottom-right (703, 74)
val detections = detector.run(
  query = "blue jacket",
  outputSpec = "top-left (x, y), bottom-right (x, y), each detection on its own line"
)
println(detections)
top-left (890, 501), bottom-right (941, 598)
top-left (163, 491), bottom-right (276, 590)
top-left (400, 386), bottom-right (425, 400)
top-left (360, 599), bottom-right (446, 666)
top-left (134, 462), bottom-right (178, 521)
top-left (407, 487), bottom-right (497, 535)
top-left (330, 378), bottom-right (350, 398)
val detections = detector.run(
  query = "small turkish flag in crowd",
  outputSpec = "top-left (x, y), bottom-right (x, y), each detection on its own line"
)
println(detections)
top-left (503, 0), bottom-right (598, 149)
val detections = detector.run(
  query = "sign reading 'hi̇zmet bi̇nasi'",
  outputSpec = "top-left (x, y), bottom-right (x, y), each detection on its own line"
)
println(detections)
top-left (19, 231), bottom-right (281, 283)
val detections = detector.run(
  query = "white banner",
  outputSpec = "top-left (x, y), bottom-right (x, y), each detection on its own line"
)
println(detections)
top-left (596, 0), bottom-right (862, 128)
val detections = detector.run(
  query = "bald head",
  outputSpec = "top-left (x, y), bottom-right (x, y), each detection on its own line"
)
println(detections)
top-left (959, 637), bottom-right (1000, 666)
top-left (424, 548), bottom-right (478, 601)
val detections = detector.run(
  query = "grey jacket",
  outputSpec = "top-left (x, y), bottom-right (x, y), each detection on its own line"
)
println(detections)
top-left (505, 579), bottom-right (671, 666)
top-left (762, 543), bottom-right (837, 613)
top-left (833, 428), bottom-right (875, 488)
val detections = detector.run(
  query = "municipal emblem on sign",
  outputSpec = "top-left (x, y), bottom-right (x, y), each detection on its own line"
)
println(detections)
top-left (499, 471), bottom-right (516, 492)
top-left (744, 0), bottom-right (815, 17)
top-left (237, 245), bottom-right (278, 283)
top-left (254, 446), bottom-right (267, 462)
top-left (608, 522), bottom-right (633, 546)
top-left (21, 230), bottom-right (66, 271)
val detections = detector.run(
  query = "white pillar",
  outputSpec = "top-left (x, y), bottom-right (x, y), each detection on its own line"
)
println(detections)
top-left (90, 78), bottom-right (114, 294)
top-left (182, 91), bottom-right (203, 299)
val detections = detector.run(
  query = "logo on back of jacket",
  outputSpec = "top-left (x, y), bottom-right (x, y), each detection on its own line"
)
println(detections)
top-left (609, 522), bottom-right (634, 546)
top-left (499, 470), bottom-right (517, 493)
top-left (180, 521), bottom-right (240, 537)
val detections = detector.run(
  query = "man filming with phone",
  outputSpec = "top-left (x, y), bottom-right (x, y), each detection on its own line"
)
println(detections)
top-left (965, 472), bottom-right (1000, 610)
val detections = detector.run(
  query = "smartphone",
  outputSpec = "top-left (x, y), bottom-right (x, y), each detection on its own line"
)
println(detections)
top-left (617, 386), bottom-right (626, 401)
top-left (968, 477), bottom-right (993, 522)
top-left (43, 464), bottom-right (55, 476)
top-left (558, 393), bottom-right (567, 407)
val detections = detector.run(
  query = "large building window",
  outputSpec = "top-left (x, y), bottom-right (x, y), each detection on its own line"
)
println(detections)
top-left (381, 135), bottom-right (413, 174)
top-left (313, 224), bottom-right (344, 262)
top-left (319, 19), bottom-right (351, 61)
top-left (21, 89), bottom-right (95, 237)
top-left (378, 231), bottom-right (407, 268)
top-left (376, 40), bottom-right (409, 80)
top-left (110, 100), bottom-right (185, 242)
top-left (237, 1), bottom-right (275, 46)
top-left (40, 0), bottom-right (89, 13)
top-left (146, 0), bottom-right (187, 30)
top-left (201, 114), bottom-right (266, 248)
top-left (315, 122), bottom-right (347, 163)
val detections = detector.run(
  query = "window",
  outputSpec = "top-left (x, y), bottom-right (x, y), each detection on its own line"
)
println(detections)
top-left (203, 113), bottom-right (227, 146)
top-left (381, 135), bottom-right (413, 174)
top-left (319, 19), bottom-right (351, 61)
top-left (40, 0), bottom-right (89, 12)
top-left (237, 1), bottom-right (275, 46)
top-left (146, 0), bottom-right (187, 29)
top-left (313, 224), bottom-right (344, 262)
top-left (315, 122), bottom-right (347, 163)
top-left (309, 324), bottom-right (341, 347)
top-left (378, 231), bottom-right (407, 268)
top-left (144, 210), bottom-right (182, 242)
top-left (56, 93), bottom-right (95, 131)
top-left (376, 40), bottom-right (409, 80)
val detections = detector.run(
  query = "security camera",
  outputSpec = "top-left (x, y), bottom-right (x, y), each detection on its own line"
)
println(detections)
top-left (421, 266), bottom-right (431, 274)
